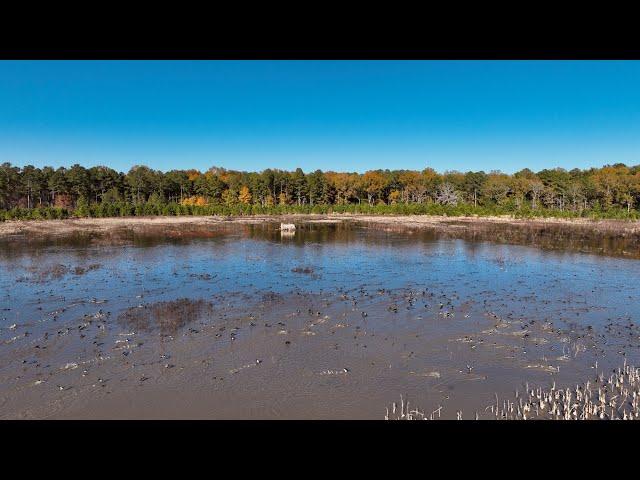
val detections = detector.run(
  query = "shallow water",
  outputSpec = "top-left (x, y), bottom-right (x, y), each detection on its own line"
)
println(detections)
top-left (1, 221), bottom-right (639, 419)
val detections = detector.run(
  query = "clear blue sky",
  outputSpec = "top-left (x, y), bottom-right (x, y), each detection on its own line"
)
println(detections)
top-left (1, 60), bottom-right (639, 174)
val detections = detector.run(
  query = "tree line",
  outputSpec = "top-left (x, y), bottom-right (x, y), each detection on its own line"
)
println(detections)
top-left (1, 162), bottom-right (640, 220)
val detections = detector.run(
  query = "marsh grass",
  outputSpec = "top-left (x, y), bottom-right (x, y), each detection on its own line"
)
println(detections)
top-left (387, 361), bottom-right (640, 420)
top-left (385, 395), bottom-right (444, 420)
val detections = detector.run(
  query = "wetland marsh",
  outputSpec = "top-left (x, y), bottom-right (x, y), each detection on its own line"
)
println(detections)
top-left (1, 217), bottom-right (639, 419)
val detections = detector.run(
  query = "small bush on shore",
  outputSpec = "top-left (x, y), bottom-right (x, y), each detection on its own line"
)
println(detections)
top-left (0, 206), bottom-right (70, 221)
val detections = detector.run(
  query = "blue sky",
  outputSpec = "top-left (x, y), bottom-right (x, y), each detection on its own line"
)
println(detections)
top-left (1, 60), bottom-right (639, 174)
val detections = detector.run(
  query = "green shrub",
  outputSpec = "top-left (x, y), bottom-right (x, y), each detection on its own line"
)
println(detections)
top-left (1, 200), bottom-right (639, 222)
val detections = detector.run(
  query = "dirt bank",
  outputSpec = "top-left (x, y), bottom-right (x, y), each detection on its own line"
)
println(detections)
top-left (2, 213), bottom-right (640, 238)
top-left (345, 214), bottom-right (640, 233)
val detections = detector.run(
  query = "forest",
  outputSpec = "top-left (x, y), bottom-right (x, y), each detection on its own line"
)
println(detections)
top-left (1, 162), bottom-right (640, 220)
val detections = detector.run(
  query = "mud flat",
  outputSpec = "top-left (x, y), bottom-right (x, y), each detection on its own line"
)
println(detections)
top-left (1, 284), bottom-right (638, 419)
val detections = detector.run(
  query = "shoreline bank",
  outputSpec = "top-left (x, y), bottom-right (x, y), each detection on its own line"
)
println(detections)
top-left (2, 213), bottom-right (640, 237)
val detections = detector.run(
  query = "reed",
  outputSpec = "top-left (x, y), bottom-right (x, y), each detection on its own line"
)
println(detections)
top-left (386, 360), bottom-right (640, 420)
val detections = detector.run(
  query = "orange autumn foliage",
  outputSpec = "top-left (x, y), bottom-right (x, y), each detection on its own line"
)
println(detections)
top-left (181, 196), bottom-right (208, 206)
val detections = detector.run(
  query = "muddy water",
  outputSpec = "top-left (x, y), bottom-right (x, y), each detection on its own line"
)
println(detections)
top-left (1, 221), bottom-right (639, 419)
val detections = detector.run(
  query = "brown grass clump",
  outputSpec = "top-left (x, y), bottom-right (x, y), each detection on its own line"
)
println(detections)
top-left (117, 298), bottom-right (214, 335)
top-left (23, 263), bottom-right (70, 283)
top-left (291, 266), bottom-right (314, 274)
top-left (73, 264), bottom-right (101, 275)
top-left (20, 263), bottom-right (102, 283)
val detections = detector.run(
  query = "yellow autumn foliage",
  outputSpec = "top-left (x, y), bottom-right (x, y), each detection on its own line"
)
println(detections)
top-left (181, 196), bottom-right (208, 206)
top-left (238, 186), bottom-right (252, 205)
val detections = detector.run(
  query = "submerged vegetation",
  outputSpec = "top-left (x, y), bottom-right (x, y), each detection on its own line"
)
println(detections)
top-left (117, 298), bottom-right (214, 336)
top-left (2, 162), bottom-right (640, 221)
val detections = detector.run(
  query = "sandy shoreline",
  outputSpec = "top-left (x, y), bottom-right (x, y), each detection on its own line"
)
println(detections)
top-left (1, 213), bottom-right (640, 237)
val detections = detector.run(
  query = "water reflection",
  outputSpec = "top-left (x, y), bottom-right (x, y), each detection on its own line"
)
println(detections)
top-left (1, 220), bottom-right (639, 259)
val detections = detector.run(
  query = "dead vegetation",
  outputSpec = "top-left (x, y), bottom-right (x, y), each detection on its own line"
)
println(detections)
top-left (3, 214), bottom-right (640, 238)
top-left (117, 298), bottom-right (214, 335)
top-left (291, 266), bottom-right (314, 274)
top-left (385, 395), bottom-right (446, 420)
top-left (72, 264), bottom-right (101, 275)
top-left (386, 361), bottom-right (640, 420)
top-left (486, 360), bottom-right (640, 420)
top-left (19, 264), bottom-right (70, 283)
top-left (17, 263), bottom-right (102, 283)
